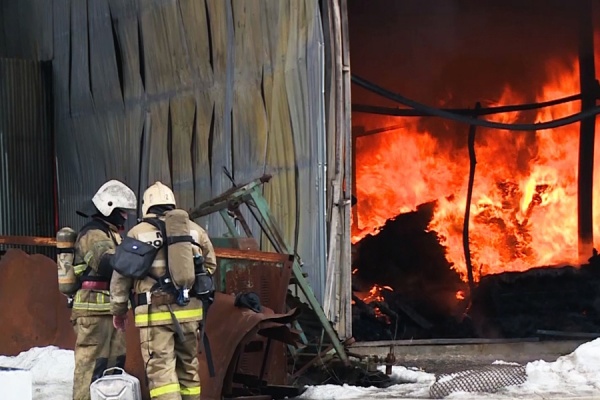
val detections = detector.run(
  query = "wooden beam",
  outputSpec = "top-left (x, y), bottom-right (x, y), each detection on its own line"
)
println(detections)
top-left (0, 236), bottom-right (293, 266)
top-left (0, 236), bottom-right (57, 247)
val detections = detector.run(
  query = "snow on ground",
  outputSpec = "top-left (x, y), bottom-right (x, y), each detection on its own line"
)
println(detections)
top-left (299, 339), bottom-right (600, 399)
top-left (0, 346), bottom-right (73, 400)
top-left (4, 339), bottom-right (600, 399)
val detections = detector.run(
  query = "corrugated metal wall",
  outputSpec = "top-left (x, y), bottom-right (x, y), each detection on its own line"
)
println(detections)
top-left (48, 0), bottom-right (329, 303)
top-left (0, 58), bottom-right (55, 253)
top-left (0, 0), bottom-right (353, 311)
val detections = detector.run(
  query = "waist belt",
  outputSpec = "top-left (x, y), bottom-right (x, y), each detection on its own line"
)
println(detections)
top-left (135, 292), bottom-right (177, 307)
top-left (81, 281), bottom-right (109, 290)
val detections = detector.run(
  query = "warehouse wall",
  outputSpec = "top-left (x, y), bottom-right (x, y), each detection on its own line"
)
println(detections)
top-left (0, 0), bottom-right (335, 304)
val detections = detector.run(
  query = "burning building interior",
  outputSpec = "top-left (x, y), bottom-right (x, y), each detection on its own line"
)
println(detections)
top-left (347, 0), bottom-right (600, 342)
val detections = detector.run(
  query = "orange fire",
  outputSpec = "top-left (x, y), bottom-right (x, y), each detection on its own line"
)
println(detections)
top-left (353, 45), bottom-right (600, 283)
top-left (456, 290), bottom-right (465, 300)
top-left (355, 284), bottom-right (394, 304)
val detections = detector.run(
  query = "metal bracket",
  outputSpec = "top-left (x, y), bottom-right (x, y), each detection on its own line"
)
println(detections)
top-left (189, 174), bottom-right (349, 365)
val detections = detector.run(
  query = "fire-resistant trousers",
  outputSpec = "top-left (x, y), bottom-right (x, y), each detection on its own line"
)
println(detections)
top-left (72, 315), bottom-right (126, 400)
top-left (140, 321), bottom-right (201, 400)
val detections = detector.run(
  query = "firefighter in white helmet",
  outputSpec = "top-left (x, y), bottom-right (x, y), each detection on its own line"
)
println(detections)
top-left (110, 181), bottom-right (216, 400)
top-left (70, 179), bottom-right (137, 400)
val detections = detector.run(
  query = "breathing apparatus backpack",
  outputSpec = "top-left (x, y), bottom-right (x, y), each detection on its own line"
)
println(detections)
top-left (56, 227), bottom-right (79, 297)
top-left (58, 220), bottom-right (116, 307)
top-left (163, 209), bottom-right (196, 293)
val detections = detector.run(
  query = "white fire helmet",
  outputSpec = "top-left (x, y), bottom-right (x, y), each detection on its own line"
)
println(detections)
top-left (142, 181), bottom-right (176, 216)
top-left (91, 179), bottom-right (137, 217)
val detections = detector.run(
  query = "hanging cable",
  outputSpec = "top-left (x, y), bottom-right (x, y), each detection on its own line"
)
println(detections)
top-left (351, 74), bottom-right (600, 131)
top-left (352, 91), bottom-right (581, 117)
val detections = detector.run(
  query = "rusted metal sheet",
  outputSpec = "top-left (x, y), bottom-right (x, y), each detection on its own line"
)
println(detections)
top-left (0, 249), bottom-right (74, 354)
top-left (198, 292), bottom-right (302, 400)
top-left (216, 248), bottom-right (293, 264)
top-left (1, 245), bottom-right (300, 400)
top-left (0, 249), bottom-right (151, 399)
top-left (218, 253), bottom-right (293, 386)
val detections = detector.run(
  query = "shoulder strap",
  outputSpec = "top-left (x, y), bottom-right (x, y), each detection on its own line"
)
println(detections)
top-left (141, 217), bottom-right (202, 287)
top-left (77, 219), bottom-right (109, 239)
top-left (141, 217), bottom-right (170, 284)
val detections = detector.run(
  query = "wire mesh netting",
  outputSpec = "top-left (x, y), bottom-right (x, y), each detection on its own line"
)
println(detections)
top-left (429, 364), bottom-right (527, 398)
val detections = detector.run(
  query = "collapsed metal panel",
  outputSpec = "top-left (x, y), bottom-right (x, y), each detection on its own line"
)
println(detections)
top-left (215, 249), bottom-right (294, 386)
top-left (0, 58), bottom-right (54, 256)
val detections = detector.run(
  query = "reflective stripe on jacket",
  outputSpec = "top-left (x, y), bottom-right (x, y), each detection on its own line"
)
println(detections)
top-left (133, 298), bottom-right (203, 327)
top-left (71, 224), bottom-right (121, 319)
top-left (72, 290), bottom-right (112, 312)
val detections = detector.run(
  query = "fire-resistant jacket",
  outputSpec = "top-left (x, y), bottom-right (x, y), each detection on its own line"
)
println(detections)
top-left (109, 213), bottom-right (217, 327)
top-left (71, 221), bottom-right (122, 319)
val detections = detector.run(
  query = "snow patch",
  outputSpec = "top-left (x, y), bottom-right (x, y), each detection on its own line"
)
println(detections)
top-left (0, 346), bottom-right (73, 400)
top-left (6, 339), bottom-right (600, 399)
top-left (300, 338), bottom-right (600, 399)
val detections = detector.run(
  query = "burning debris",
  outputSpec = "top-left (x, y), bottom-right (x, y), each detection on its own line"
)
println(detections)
top-left (353, 39), bottom-right (600, 280)
top-left (351, 203), bottom-right (600, 341)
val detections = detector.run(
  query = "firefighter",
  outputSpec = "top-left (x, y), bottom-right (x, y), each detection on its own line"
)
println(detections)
top-left (71, 179), bottom-right (137, 400)
top-left (110, 181), bottom-right (217, 400)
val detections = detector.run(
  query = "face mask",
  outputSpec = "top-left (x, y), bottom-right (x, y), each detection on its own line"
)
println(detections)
top-left (105, 208), bottom-right (127, 229)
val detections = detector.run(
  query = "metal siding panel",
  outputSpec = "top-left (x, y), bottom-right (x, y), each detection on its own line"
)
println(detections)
top-left (178, 0), bottom-right (214, 84)
top-left (0, 59), bottom-right (54, 255)
top-left (0, 0), bottom-right (53, 60)
top-left (48, 0), bottom-right (328, 304)
top-left (191, 90), bottom-right (214, 231)
top-left (88, 0), bottom-right (124, 109)
top-left (301, 0), bottom-right (327, 303)
top-left (263, 0), bottom-right (297, 255)
top-left (170, 95), bottom-right (196, 211)
top-left (108, 0), bottom-right (145, 103)
top-left (231, 0), bottom-right (269, 242)
top-left (206, 0), bottom-right (234, 236)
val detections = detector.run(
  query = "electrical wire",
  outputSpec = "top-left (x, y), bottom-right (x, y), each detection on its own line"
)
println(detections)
top-left (351, 74), bottom-right (600, 131)
top-left (352, 90), bottom-right (581, 117)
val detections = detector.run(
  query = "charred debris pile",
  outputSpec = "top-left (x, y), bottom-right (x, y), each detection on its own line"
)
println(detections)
top-left (351, 202), bottom-right (600, 341)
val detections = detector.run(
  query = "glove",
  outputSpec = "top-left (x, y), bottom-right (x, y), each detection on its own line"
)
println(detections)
top-left (113, 314), bottom-right (127, 332)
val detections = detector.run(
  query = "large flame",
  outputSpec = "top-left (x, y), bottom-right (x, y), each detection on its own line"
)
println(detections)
top-left (353, 48), bottom-right (600, 282)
